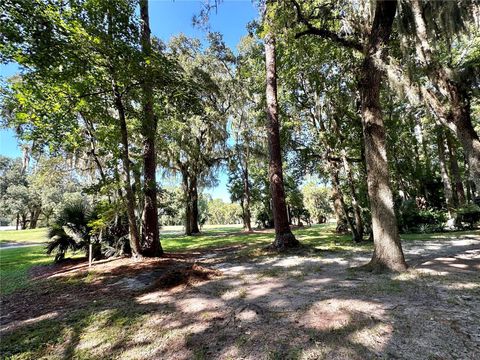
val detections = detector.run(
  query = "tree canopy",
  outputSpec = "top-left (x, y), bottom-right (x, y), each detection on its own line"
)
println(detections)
top-left (1, 0), bottom-right (479, 270)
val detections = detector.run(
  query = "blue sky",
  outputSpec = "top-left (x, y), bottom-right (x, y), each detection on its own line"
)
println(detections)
top-left (0, 0), bottom-right (259, 202)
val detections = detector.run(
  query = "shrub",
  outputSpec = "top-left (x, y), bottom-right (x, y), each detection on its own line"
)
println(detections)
top-left (255, 210), bottom-right (273, 229)
top-left (46, 200), bottom-right (98, 262)
top-left (46, 223), bottom-right (79, 262)
top-left (398, 199), bottom-right (447, 233)
top-left (456, 204), bottom-right (480, 229)
top-left (88, 200), bottom-right (130, 257)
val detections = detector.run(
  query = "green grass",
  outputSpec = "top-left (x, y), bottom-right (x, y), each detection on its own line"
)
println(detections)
top-left (161, 223), bottom-right (363, 253)
top-left (401, 229), bottom-right (480, 241)
top-left (0, 245), bottom-right (52, 295)
top-left (295, 225), bottom-right (369, 251)
top-left (2, 223), bottom-right (474, 254)
top-left (1, 224), bottom-right (479, 359)
top-left (0, 224), bottom-right (352, 298)
top-left (1, 224), bottom-right (477, 297)
top-left (0, 229), bottom-right (52, 295)
top-left (161, 229), bottom-right (271, 252)
top-left (0, 228), bottom-right (48, 244)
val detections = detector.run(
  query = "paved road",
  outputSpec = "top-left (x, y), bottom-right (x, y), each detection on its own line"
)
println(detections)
top-left (0, 242), bottom-right (44, 249)
top-left (0, 226), bottom-right (16, 231)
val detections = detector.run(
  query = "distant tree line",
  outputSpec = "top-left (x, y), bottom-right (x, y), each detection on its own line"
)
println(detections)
top-left (0, 155), bottom-right (82, 229)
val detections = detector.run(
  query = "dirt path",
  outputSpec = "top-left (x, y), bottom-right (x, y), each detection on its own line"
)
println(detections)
top-left (1, 235), bottom-right (479, 359)
top-left (151, 236), bottom-right (479, 359)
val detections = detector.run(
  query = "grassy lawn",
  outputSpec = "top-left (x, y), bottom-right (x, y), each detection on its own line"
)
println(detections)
top-left (0, 224), bottom-right (479, 359)
top-left (0, 245), bottom-right (52, 295)
top-left (162, 228), bottom-right (271, 252)
top-left (1, 224), bottom-right (478, 297)
top-left (161, 223), bottom-right (362, 253)
top-left (161, 223), bottom-right (480, 254)
top-left (0, 228), bottom-right (48, 244)
top-left (0, 224), bottom-right (363, 359)
top-left (0, 224), bottom-right (352, 298)
top-left (401, 229), bottom-right (480, 241)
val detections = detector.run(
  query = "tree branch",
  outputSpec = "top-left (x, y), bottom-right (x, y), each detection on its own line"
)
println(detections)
top-left (295, 28), bottom-right (363, 52)
top-left (291, 0), bottom-right (363, 52)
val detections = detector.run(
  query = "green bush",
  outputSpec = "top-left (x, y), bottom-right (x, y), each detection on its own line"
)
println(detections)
top-left (256, 210), bottom-right (273, 229)
top-left (46, 200), bottom-right (131, 262)
top-left (398, 200), bottom-right (447, 233)
top-left (456, 204), bottom-right (480, 229)
top-left (89, 200), bottom-right (130, 257)
top-left (46, 200), bottom-right (96, 262)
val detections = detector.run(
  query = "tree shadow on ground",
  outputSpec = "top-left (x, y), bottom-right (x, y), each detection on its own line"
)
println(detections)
top-left (1, 233), bottom-right (479, 359)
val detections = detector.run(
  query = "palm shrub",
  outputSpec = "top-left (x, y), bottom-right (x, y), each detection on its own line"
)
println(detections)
top-left (46, 200), bottom-right (99, 262)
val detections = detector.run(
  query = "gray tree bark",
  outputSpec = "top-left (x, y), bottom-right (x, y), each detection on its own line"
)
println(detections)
top-left (411, 0), bottom-right (480, 193)
top-left (330, 163), bottom-right (361, 242)
top-left (139, 0), bottom-right (162, 257)
top-left (446, 134), bottom-right (466, 206)
top-left (437, 129), bottom-right (455, 217)
top-left (359, 0), bottom-right (407, 272)
top-left (342, 151), bottom-right (364, 242)
top-left (264, 22), bottom-right (299, 250)
top-left (113, 82), bottom-right (142, 257)
top-left (181, 169), bottom-right (192, 236)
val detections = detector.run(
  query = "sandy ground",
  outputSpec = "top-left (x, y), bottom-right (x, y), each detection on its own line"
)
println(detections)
top-left (1, 235), bottom-right (479, 359)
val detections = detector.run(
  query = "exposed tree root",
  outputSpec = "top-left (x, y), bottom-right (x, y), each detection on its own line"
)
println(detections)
top-left (355, 258), bottom-right (409, 273)
top-left (266, 232), bottom-right (300, 252)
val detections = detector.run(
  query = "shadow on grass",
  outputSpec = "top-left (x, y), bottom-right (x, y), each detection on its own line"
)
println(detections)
top-left (1, 224), bottom-right (479, 359)
top-left (3, 252), bottom-right (478, 359)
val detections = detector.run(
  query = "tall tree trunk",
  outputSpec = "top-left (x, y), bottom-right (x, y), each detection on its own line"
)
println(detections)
top-left (417, 85), bottom-right (480, 196)
top-left (106, 10), bottom-right (141, 257)
top-left (412, 116), bottom-right (427, 197)
top-left (182, 169), bottom-right (192, 236)
top-left (243, 162), bottom-right (252, 232)
top-left (341, 152), bottom-right (364, 241)
top-left (330, 164), bottom-right (361, 242)
top-left (264, 27), bottom-right (299, 251)
top-left (448, 87), bottom-right (480, 195)
top-left (16, 213), bottom-right (19, 230)
top-left (446, 133), bottom-right (466, 206)
top-left (29, 211), bottom-right (36, 229)
top-left (112, 83), bottom-right (142, 258)
top-left (411, 0), bottom-right (480, 193)
top-left (359, 0), bottom-right (407, 272)
top-left (464, 155), bottom-right (473, 202)
top-left (29, 208), bottom-right (40, 229)
top-left (81, 112), bottom-right (107, 185)
top-left (437, 129), bottom-right (455, 217)
top-left (331, 185), bottom-right (347, 233)
top-left (190, 175), bottom-right (200, 234)
top-left (419, 85), bottom-right (480, 195)
top-left (240, 199), bottom-right (247, 229)
top-left (21, 213), bottom-right (27, 230)
top-left (139, 0), bottom-right (162, 257)
top-left (131, 164), bottom-right (143, 220)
